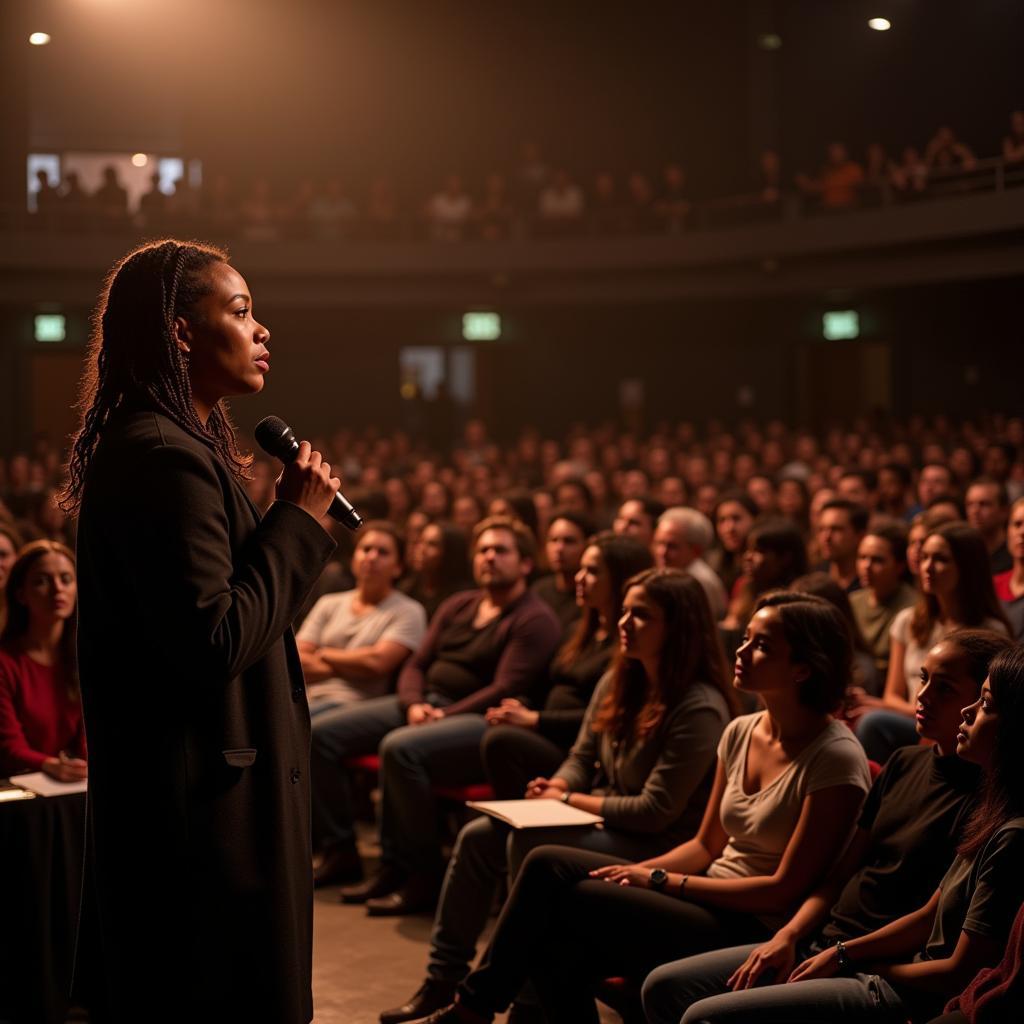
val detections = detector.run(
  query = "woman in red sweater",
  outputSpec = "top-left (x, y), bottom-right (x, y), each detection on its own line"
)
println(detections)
top-left (0, 539), bottom-right (86, 781)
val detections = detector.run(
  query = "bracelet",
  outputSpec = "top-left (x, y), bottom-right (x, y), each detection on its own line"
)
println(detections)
top-left (834, 940), bottom-right (851, 974)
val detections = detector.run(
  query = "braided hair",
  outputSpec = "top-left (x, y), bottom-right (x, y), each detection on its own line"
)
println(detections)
top-left (60, 239), bottom-right (252, 514)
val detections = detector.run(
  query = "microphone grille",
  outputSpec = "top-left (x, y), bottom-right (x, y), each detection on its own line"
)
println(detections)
top-left (254, 415), bottom-right (293, 457)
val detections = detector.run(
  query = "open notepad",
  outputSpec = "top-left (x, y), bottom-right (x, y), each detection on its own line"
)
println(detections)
top-left (467, 798), bottom-right (603, 830)
top-left (10, 772), bottom-right (88, 797)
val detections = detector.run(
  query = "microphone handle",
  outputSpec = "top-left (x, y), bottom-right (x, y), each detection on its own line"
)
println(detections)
top-left (276, 436), bottom-right (363, 531)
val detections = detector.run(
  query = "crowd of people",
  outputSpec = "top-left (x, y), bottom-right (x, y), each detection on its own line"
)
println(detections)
top-left (25, 112), bottom-right (1024, 242)
top-left (3, 408), bottom-right (1024, 1022)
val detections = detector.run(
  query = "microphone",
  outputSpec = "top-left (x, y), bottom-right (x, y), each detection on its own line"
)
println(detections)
top-left (255, 415), bottom-right (363, 531)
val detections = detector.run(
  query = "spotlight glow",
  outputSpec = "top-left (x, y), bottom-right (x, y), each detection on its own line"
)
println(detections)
top-left (131, 153), bottom-right (149, 168)
top-left (29, 32), bottom-right (51, 46)
top-left (868, 18), bottom-right (892, 31)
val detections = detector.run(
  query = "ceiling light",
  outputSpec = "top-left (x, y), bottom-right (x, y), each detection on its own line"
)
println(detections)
top-left (868, 18), bottom-right (892, 31)
top-left (29, 32), bottom-right (51, 46)
top-left (131, 153), bottom-right (149, 168)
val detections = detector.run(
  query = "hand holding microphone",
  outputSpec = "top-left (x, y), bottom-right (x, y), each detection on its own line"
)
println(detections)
top-left (256, 416), bottom-right (362, 530)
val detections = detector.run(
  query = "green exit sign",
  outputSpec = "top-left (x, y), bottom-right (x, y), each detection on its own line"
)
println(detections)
top-left (35, 314), bottom-right (66, 342)
top-left (462, 311), bottom-right (501, 341)
top-left (822, 310), bottom-right (859, 341)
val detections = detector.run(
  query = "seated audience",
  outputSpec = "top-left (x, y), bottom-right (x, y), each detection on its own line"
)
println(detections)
top-left (653, 507), bottom-right (727, 620)
top-left (776, 477), bottom-right (810, 537)
top-left (612, 497), bottom-right (665, 549)
top-left (849, 523), bottom-right (918, 696)
top-left (311, 517), bottom-right (561, 909)
top-left (529, 511), bottom-right (590, 636)
top-left (814, 498), bottom-right (867, 594)
top-left (964, 477), bottom-right (1012, 573)
top-left (645, 639), bottom-right (1024, 1024)
top-left (487, 491), bottom-right (540, 542)
top-left (707, 491), bottom-right (758, 597)
top-left (642, 628), bottom-right (1013, 1024)
top-left (926, 124), bottom-right (978, 175)
top-left (400, 522), bottom-right (473, 622)
top-left (0, 541), bottom-right (86, 780)
top-left (417, 591), bottom-right (870, 1023)
top-left (856, 522), bottom-right (1010, 762)
top-left (877, 461), bottom-right (914, 519)
top-left (381, 565), bottom-right (726, 1022)
top-left (298, 522), bottom-right (427, 727)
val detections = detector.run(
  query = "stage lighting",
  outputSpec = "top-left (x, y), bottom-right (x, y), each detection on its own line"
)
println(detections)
top-left (131, 153), bottom-right (149, 168)
top-left (462, 312), bottom-right (501, 341)
top-left (29, 32), bottom-right (51, 46)
top-left (822, 310), bottom-right (859, 341)
top-left (868, 18), bottom-right (892, 32)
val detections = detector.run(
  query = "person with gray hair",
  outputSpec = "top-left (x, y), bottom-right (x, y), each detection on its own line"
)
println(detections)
top-left (653, 507), bottom-right (727, 620)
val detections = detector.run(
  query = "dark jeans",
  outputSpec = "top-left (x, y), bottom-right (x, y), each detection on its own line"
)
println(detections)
top-left (427, 815), bottom-right (667, 984)
top-left (480, 725), bottom-right (565, 799)
top-left (457, 846), bottom-right (771, 1024)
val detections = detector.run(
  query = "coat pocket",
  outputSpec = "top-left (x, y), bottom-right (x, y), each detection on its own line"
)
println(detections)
top-left (222, 748), bottom-right (257, 768)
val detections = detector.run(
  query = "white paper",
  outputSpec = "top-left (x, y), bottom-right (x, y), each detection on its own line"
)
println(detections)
top-left (467, 798), bottom-right (603, 830)
top-left (10, 772), bottom-right (88, 797)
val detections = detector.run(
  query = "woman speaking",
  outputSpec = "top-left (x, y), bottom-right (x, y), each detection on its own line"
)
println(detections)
top-left (60, 240), bottom-right (339, 1023)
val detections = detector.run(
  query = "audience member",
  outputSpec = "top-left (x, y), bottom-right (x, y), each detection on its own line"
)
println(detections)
top-left (796, 143), bottom-right (865, 210)
top-left (0, 523), bottom-right (22, 631)
top-left (312, 517), bottom-right (560, 914)
top-left (529, 511), bottom-right (590, 635)
top-left (655, 163), bottom-right (690, 233)
top-left (1003, 109), bottom-right (1024, 165)
top-left (814, 499), bottom-right (868, 593)
top-left (724, 518), bottom-right (809, 631)
top-left (707, 492), bottom-right (758, 597)
top-left (0, 541), bottom-right (86, 780)
top-left (992, 495), bottom-right (1024, 614)
top-left (641, 629), bottom-right (1013, 1024)
top-left (298, 521), bottom-right (426, 729)
top-left (856, 522), bottom-right (1010, 762)
top-left (425, 175), bottom-right (474, 243)
top-left (400, 522), bottom-right (473, 622)
top-left (849, 523), bottom-right (918, 695)
top-left (537, 169), bottom-right (585, 235)
top-left (421, 592), bottom-right (870, 1023)
top-left (926, 125), bottom-right (978, 175)
top-left (877, 462), bottom-right (914, 519)
top-left (612, 497), bottom-right (664, 548)
top-left (653, 508), bottom-right (727, 620)
top-left (381, 566), bottom-right (728, 1022)
top-left (964, 477), bottom-right (1012, 573)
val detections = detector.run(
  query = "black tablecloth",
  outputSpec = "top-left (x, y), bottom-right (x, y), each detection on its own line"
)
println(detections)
top-left (0, 787), bottom-right (85, 1024)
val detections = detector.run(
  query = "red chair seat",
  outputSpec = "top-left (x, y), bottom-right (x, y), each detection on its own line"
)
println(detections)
top-left (343, 754), bottom-right (493, 802)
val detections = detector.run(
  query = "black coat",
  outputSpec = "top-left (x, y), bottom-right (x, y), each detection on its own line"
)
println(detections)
top-left (73, 409), bottom-right (334, 1023)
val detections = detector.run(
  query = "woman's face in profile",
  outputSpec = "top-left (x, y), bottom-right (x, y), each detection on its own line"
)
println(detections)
top-left (179, 262), bottom-right (270, 405)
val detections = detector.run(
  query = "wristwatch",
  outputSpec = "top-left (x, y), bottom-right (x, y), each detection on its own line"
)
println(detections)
top-left (649, 868), bottom-right (669, 892)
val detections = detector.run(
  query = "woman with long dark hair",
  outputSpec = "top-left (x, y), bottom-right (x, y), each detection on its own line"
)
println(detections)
top-left (655, 641), bottom-right (1024, 1024)
top-left (857, 522), bottom-right (1010, 762)
top-left (0, 540), bottom-right (84, 779)
top-left (62, 239), bottom-right (339, 1024)
top-left (400, 521), bottom-right (473, 620)
top-left (380, 567), bottom-right (733, 1023)
top-left (0, 522), bottom-right (23, 632)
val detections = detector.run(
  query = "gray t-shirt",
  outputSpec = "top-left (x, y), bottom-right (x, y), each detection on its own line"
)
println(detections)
top-left (296, 589), bottom-right (426, 706)
top-left (921, 817), bottom-right (1024, 962)
top-left (708, 712), bottom-right (871, 926)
